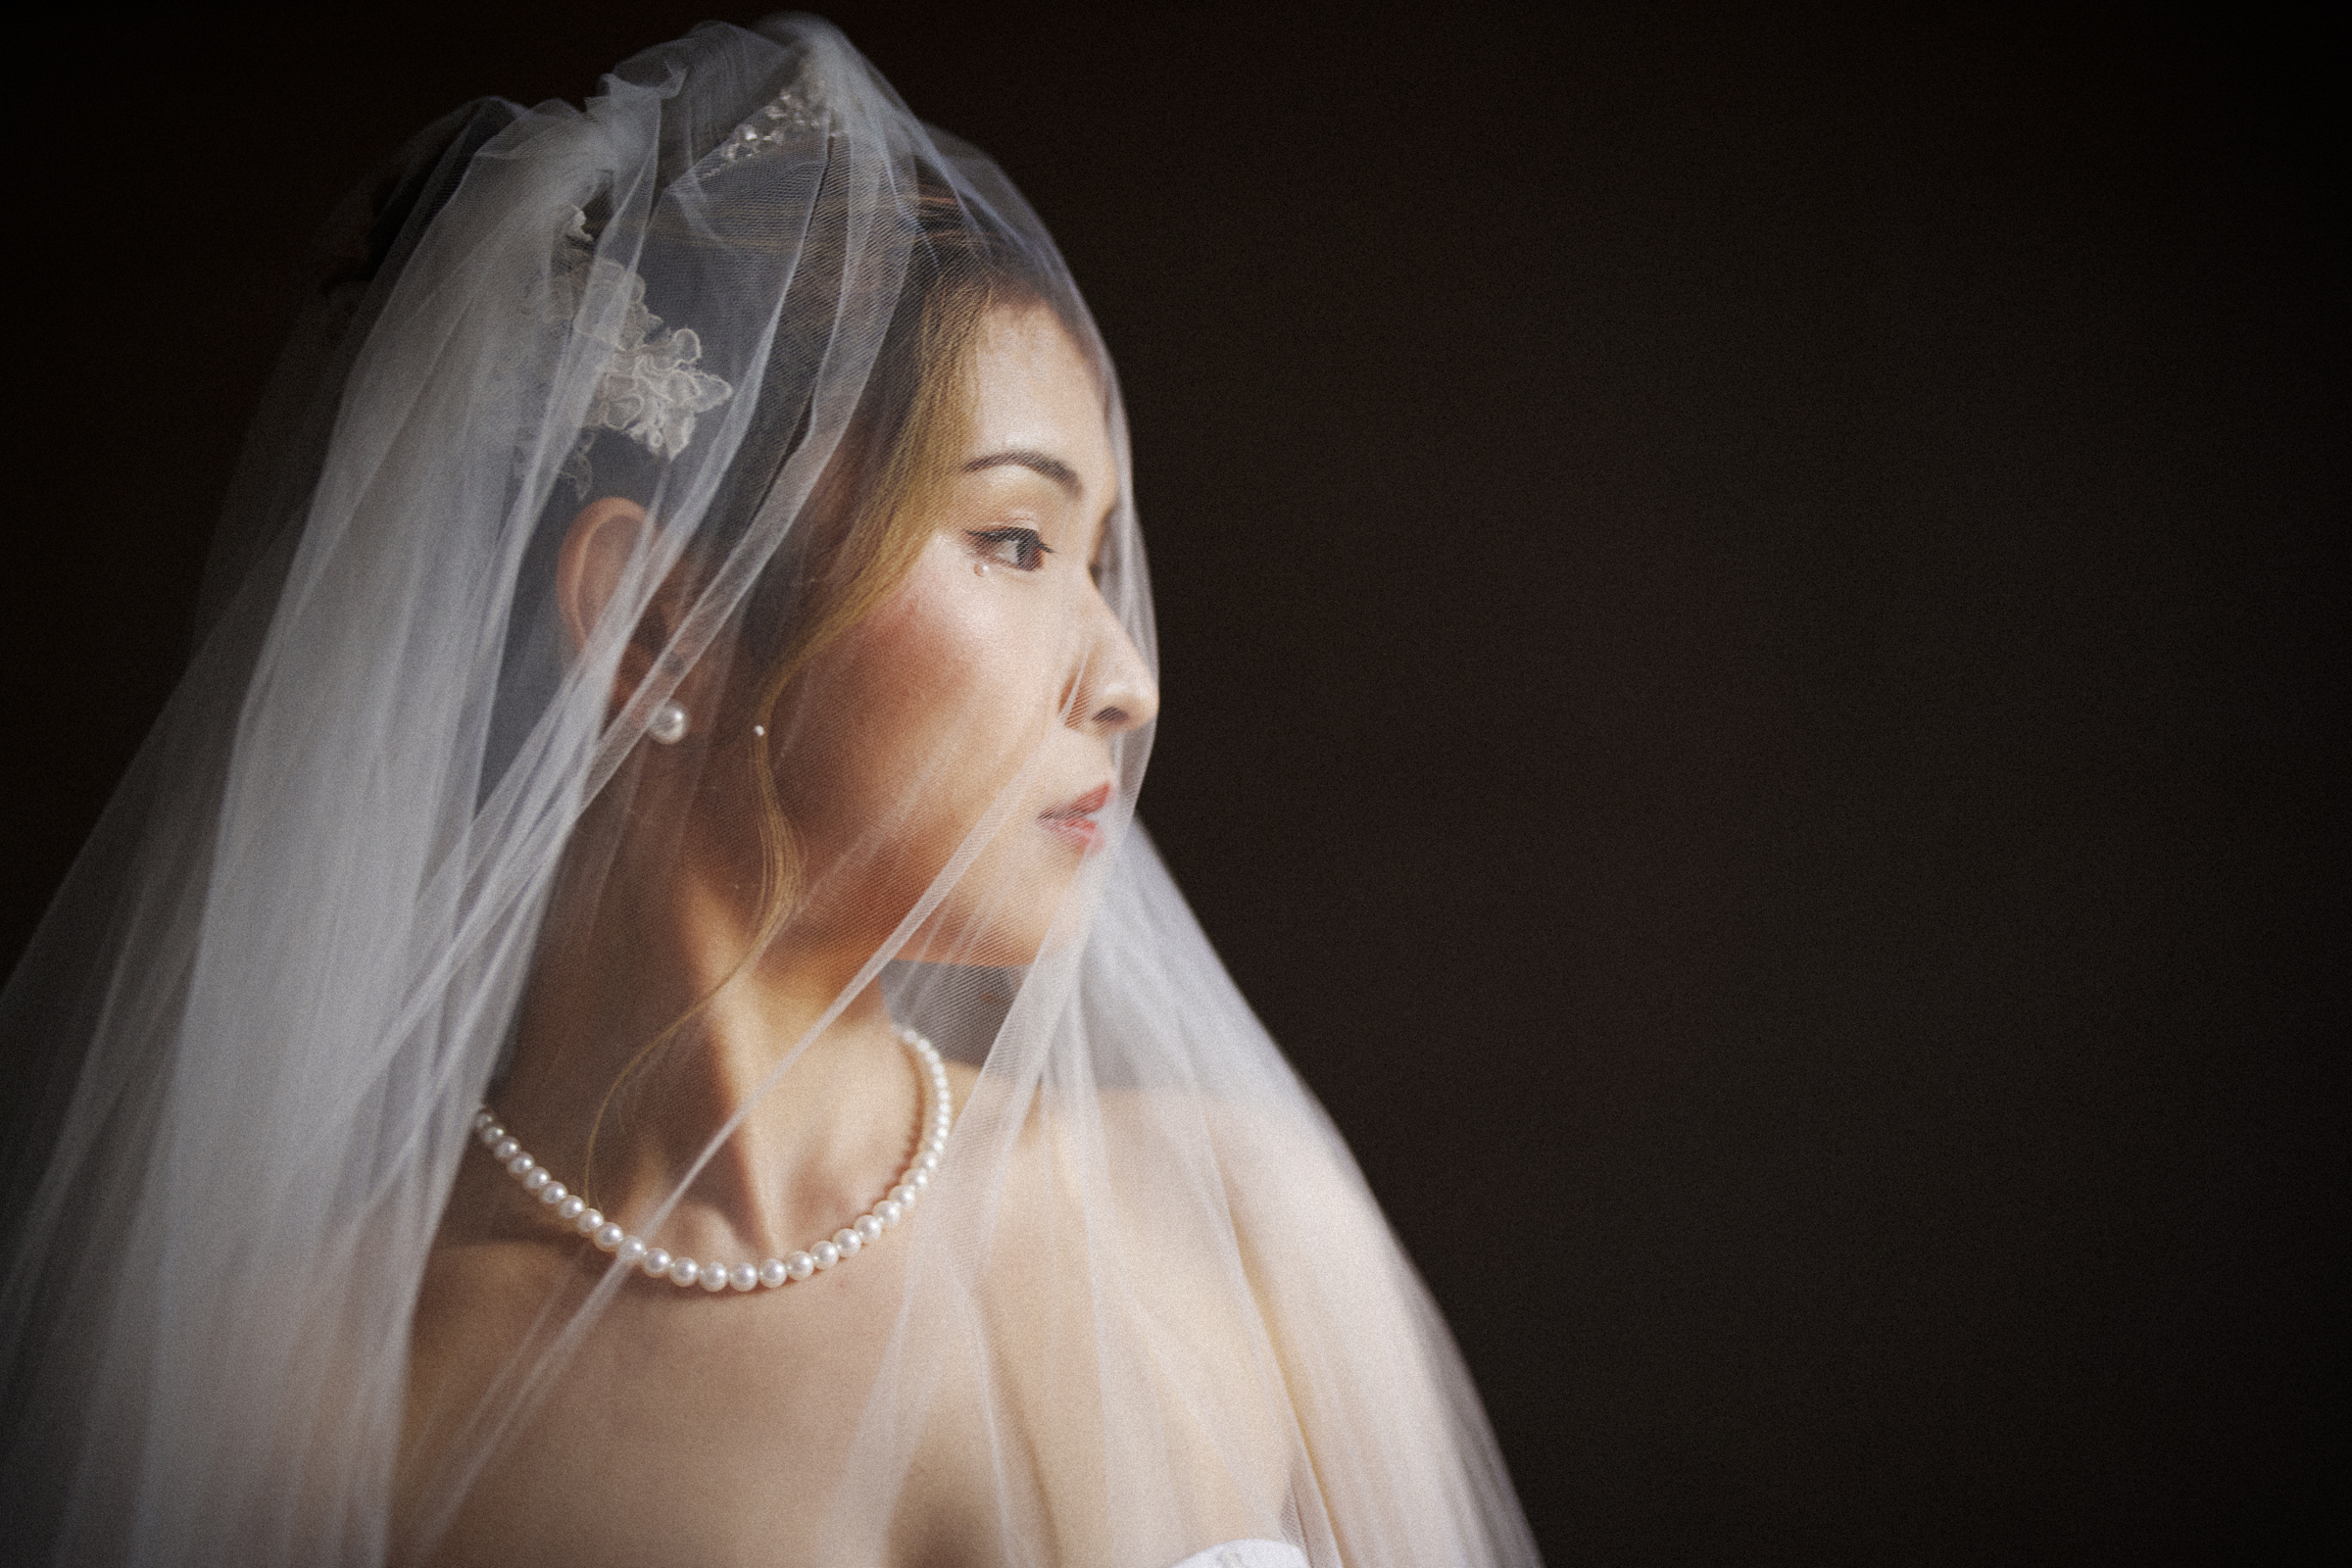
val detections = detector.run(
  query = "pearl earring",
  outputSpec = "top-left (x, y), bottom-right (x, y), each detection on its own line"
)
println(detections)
top-left (647, 699), bottom-right (689, 745)
top-left (973, 562), bottom-right (990, 576)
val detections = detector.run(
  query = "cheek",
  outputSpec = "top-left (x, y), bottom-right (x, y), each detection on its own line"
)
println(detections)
top-left (858, 576), bottom-right (1018, 767)
top-left (778, 556), bottom-right (1055, 847)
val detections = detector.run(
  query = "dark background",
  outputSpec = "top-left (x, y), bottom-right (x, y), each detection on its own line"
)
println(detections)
top-left (6, 6), bottom-right (2342, 1561)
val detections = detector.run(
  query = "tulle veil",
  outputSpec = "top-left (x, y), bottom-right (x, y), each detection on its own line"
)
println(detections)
top-left (0, 17), bottom-right (1536, 1565)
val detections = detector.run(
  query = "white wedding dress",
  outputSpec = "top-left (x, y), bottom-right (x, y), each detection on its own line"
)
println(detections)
top-left (1169, 1544), bottom-right (1310, 1568)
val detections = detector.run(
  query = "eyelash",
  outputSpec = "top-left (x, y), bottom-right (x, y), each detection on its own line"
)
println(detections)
top-left (967, 527), bottom-right (1054, 571)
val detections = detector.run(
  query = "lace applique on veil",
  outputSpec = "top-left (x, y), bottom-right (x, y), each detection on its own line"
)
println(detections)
top-left (543, 207), bottom-right (733, 495)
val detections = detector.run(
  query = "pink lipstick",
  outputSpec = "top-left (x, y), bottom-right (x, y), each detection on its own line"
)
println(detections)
top-left (1039, 783), bottom-right (1110, 852)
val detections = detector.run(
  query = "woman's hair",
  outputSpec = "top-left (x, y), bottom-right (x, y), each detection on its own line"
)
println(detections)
top-left (732, 184), bottom-right (1077, 939)
top-left (576, 173), bottom-right (1089, 1184)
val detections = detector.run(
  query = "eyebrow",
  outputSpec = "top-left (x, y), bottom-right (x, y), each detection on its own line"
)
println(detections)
top-left (963, 448), bottom-right (1083, 499)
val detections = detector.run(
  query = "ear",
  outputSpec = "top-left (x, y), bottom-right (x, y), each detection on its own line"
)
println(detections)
top-left (555, 497), bottom-right (653, 658)
top-left (557, 495), bottom-right (698, 727)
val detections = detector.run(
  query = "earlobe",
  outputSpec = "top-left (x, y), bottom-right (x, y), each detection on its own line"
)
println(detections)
top-left (555, 497), bottom-right (653, 657)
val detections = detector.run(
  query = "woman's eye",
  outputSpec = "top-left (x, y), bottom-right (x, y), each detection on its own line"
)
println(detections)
top-left (967, 527), bottom-right (1054, 571)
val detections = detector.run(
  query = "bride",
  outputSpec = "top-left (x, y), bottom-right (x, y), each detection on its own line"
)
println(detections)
top-left (0, 17), bottom-right (1535, 1566)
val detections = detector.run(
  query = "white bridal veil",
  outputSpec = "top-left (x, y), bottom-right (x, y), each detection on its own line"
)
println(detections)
top-left (0, 17), bottom-right (1536, 1566)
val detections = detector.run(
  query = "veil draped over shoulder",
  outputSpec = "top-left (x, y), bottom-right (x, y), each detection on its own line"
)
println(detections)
top-left (0, 19), bottom-right (1535, 1566)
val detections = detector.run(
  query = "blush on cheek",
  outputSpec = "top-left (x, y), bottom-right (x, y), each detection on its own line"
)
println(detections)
top-left (844, 561), bottom-right (1001, 741)
top-left (784, 543), bottom-right (1049, 865)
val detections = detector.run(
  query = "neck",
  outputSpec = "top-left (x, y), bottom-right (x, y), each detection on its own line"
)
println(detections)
top-left (494, 815), bottom-right (921, 1263)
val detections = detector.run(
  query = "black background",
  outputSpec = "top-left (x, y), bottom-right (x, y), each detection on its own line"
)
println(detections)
top-left (6, 6), bottom-right (2342, 1562)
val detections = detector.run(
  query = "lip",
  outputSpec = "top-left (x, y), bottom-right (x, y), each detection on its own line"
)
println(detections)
top-left (1038, 783), bottom-right (1111, 852)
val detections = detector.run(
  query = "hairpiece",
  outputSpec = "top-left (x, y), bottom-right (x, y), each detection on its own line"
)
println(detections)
top-left (546, 209), bottom-right (734, 493)
top-left (717, 83), bottom-right (830, 164)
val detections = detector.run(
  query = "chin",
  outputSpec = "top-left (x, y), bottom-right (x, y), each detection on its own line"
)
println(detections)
top-left (906, 838), bottom-right (1096, 966)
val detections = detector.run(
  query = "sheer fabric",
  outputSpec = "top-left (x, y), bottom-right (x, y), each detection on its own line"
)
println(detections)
top-left (0, 18), bottom-right (1536, 1566)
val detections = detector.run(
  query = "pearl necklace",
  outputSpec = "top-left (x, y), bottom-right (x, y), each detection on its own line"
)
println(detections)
top-left (471, 1026), bottom-right (952, 1294)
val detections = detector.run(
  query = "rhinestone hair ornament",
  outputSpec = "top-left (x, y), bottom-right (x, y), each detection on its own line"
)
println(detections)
top-left (717, 81), bottom-right (831, 162)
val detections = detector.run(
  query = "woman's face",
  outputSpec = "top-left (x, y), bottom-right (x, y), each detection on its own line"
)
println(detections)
top-left (762, 303), bottom-right (1156, 963)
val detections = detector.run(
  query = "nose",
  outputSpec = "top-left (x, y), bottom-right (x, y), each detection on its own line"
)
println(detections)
top-left (1069, 594), bottom-right (1158, 735)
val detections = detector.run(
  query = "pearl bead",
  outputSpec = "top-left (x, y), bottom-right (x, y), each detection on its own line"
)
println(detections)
top-left (474, 1026), bottom-right (950, 1302)
top-left (647, 698), bottom-right (689, 745)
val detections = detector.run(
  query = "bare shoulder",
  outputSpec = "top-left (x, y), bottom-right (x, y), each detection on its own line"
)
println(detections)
top-left (963, 1073), bottom-right (1306, 1490)
top-left (971, 1068), bottom-right (1352, 1283)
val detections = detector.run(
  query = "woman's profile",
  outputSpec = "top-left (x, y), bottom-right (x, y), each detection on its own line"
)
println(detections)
top-left (0, 17), bottom-right (1535, 1565)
